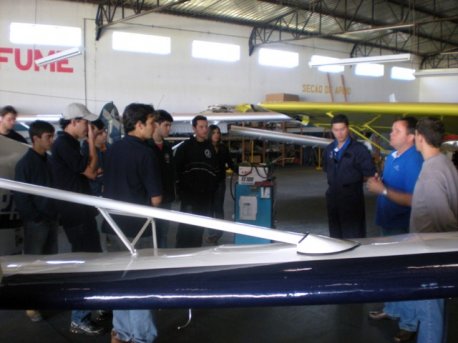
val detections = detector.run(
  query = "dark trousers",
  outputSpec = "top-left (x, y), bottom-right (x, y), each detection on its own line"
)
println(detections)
top-left (326, 189), bottom-right (366, 239)
top-left (208, 180), bottom-right (226, 240)
top-left (155, 202), bottom-right (172, 248)
top-left (63, 215), bottom-right (102, 253)
top-left (23, 219), bottom-right (59, 254)
top-left (176, 193), bottom-right (213, 248)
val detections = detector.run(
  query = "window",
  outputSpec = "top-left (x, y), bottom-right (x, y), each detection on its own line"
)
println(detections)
top-left (112, 32), bottom-right (171, 55)
top-left (258, 48), bottom-right (299, 68)
top-left (191, 40), bottom-right (240, 62)
top-left (10, 23), bottom-right (81, 46)
top-left (391, 66), bottom-right (415, 80)
top-left (354, 63), bottom-right (384, 77)
top-left (308, 55), bottom-right (344, 73)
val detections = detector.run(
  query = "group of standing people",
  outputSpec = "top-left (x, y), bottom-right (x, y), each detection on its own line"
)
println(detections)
top-left (2, 103), bottom-right (234, 343)
top-left (324, 114), bottom-right (458, 343)
top-left (2, 103), bottom-right (457, 343)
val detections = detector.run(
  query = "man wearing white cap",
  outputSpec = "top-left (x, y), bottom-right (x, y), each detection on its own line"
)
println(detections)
top-left (50, 102), bottom-right (103, 335)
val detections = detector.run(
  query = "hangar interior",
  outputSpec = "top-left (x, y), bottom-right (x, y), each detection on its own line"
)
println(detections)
top-left (0, 0), bottom-right (457, 342)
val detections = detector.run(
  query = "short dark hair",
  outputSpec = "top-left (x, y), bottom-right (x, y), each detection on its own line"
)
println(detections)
top-left (91, 119), bottom-right (105, 130)
top-left (123, 103), bottom-right (156, 133)
top-left (416, 117), bottom-right (445, 148)
top-left (59, 118), bottom-right (73, 130)
top-left (156, 109), bottom-right (173, 124)
top-left (29, 120), bottom-right (55, 142)
top-left (395, 116), bottom-right (417, 135)
top-left (192, 115), bottom-right (207, 128)
top-left (1, 105), bottom-right (18, 117)
top-left (331, 114), bottom-right (349, 126)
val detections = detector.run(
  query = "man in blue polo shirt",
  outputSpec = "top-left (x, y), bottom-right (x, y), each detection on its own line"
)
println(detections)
top-left (103, 103), bottom-right (162, 343)
top-left (367, 117), bottom-right (423, 342)
top-left (368, 117), bottom-right (423, 235)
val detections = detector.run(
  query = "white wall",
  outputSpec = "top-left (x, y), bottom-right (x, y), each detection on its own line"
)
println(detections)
top-left (0, 0), bottom-right (420, 116)
top-left (419, 76), bottom-right (458, 102)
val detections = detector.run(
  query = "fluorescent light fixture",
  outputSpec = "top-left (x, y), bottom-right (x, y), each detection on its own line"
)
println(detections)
top-left (309, 53), bottom-right (411, 67)
top-left (34, 47), bottom-right (82, 66)
top-left (391, 66), bottom-right (415, 80)
top-left (17, 114), bottom-right (62, 123)
top-left (10, 22), bottom-right (81, 46)
top-left (354, 63), bottom-right (384, 77)
top-left (345, 24), bottom-right (414, 35)
top-left (258, 48), bottom-right (299, 68)
top-left (310, 55), bottom-right (344, 73)
top-left (414, 68), bottom-right (458, 77)
top-left (192, 40), bottom-right (240, 62)
top-left (112, 32), bottom-right (171, 55)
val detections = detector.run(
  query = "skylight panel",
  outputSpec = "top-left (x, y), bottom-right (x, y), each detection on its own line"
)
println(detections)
top-left (191, 40), bottom-right (240, 62)
top-left (354, 63), bottom-right (384, 77)
top-left (10, 23), bottom-right (81, 46)
top-left (391, 66), bottom-right (415, 80)
top-left (258, 48), bottom-right (299, 68)
top-left (112, 32), bottom-right (171, 55)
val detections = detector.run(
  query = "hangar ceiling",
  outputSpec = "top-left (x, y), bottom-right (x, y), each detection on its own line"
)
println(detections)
top-left (63, 0), bottom-right (458, 70)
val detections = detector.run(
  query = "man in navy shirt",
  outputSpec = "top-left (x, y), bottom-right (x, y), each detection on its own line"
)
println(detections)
top-left (50, 103), bottom-right (103, 336)
top-left (323, 114), bottom-right (376, 239)
top-left (103, 103), bottom-right (161, 343)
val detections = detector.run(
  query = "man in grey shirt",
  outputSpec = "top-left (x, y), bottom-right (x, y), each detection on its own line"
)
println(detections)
top-left (410, 119), bottom-right (458, 231)
top-left (393, 118), bottom-right (458, 343)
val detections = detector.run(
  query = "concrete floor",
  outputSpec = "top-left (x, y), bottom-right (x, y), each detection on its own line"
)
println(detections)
top-left (1, 165), bottom-right (456, 342)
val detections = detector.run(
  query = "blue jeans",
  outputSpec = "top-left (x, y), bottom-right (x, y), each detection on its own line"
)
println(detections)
top-left (396, 299), bottom-right (444, 343)
top-left (71, 310), bottom-right (92, 325)
top-left (23, 219), bottom-right (58, 254)
top-left (113, 310), bottom-right (157, 343)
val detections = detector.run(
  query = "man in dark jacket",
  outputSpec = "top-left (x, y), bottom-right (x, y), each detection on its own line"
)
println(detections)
top-left (323, 114), bottom-right (376, 239)
top-left (50, 103), bottom-right (103, 335)
top-left (14, 120), bottom-right (57, 323)
top-left (148, 109), bottom-right (175, 248)
top-left (0, 105), bottom-right (27, 144)
top-left (175, 115), bottom-right (218, 248)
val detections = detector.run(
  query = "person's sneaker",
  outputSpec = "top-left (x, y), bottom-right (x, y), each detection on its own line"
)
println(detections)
top-left (26, 310), bottom-right (43, 322)
top-left (393, 329), bottom-right (416, 342)
top-left (368, 310), bottom-right (395, 320)
top-left (70, 321), bottom-right (104, 335)
top-left (111, 329), bottom-right (132, 343)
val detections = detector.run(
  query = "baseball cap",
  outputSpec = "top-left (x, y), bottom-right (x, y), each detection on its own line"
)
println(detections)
top-left (63, 103), bottom-right (98, 121)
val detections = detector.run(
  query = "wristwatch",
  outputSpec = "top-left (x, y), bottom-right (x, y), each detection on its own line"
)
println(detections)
top-left (382, 188), bottom-right (388, 196)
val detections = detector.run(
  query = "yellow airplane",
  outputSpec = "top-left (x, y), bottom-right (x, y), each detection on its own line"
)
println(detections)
top-left (256, 102), bottom-right (458, 153)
